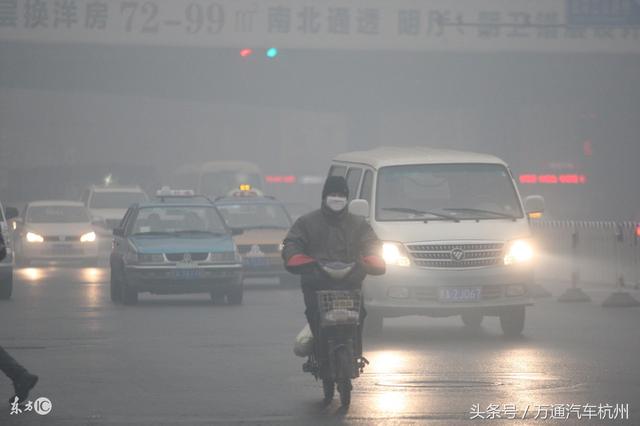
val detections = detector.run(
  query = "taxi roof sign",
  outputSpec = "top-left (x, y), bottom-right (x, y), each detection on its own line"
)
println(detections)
top-left (156, 186), bottom-right (195, 197)
top-left (228, 185), bottom-right (264, 198)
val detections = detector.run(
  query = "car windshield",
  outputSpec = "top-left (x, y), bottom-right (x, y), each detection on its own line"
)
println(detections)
top-left (200, 172), bottom-right (262, 197)
top-left (217, 203), bottom-right (291, 229)
top-left (131, 206), bottom-right (227, 235)
top-left (90, 192), bottom-right (148, 209)
top-left (376, 164), bottom-right (523, 221)
top-left (27, 206), bottom-right (90, 223)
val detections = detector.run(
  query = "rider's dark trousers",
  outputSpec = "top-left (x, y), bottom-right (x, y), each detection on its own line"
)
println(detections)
top-left (302, 286), bottom-right (366, 358)
top-left (0, 345), bottom-right (29, 382)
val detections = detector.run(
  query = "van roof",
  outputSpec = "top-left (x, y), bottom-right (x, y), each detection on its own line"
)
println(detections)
top-left (333, 147), bottom-right (507, 169)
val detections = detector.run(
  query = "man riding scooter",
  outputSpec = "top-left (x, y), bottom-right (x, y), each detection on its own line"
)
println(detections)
top-left (282, 176), bottom-right (385, 403)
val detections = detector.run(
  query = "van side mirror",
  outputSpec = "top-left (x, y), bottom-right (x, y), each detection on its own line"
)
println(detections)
top-left (113, 228), bottom-right (124, 237)
top-left (524, 195), bottom-right (545, 218)
top-left (349, 199), bottom-right (370, 218)
top-left (4, 207), bottom-right (19, 220)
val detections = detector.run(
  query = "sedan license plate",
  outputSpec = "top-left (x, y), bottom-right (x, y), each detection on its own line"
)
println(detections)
top-left (244, 256), bottom-right (269, 267)
top-left (173, 269), bottom-right (202, 279)
top-left (51, 244), bottom-right (80, 255)
top-left (438, 287), bottom-right (482, 303)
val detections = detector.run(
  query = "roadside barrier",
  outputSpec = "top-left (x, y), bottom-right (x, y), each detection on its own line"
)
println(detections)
top-left (530, 220), bottom-right (639, 307)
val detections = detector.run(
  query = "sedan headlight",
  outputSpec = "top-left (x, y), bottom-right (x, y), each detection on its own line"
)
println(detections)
top-left (26, 232), bottom-right (44, 243)
top-left (80, 231), bottom-right (97, 243)
top-left (503, 239), bottom-right (534, 266)
top-left (382, 242), bottom-right (411, 267)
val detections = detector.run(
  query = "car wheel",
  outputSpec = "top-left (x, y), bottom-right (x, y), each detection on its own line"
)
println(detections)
top-left (364, 311), bottom-right (383, 336)
top-left (0, 269), bottom-right (13, 300)
top-left (461, 311), bottom-right (484, 330)
top-left (500, 305), bottom-right (526, 337)
top-left (110, 267), bottom-right (122, 303)
top-left (121, 275), bottom-right (138, 305)
top-left (226, 283), bottom-right (244, 305)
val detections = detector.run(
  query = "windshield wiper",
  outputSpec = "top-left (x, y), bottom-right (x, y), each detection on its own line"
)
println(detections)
top-left (132, 231), bottom-right (171, 236)
top-left (442, 208), bottom-right (518, 220)
top-left (382, 207), bottom-right (460, 222)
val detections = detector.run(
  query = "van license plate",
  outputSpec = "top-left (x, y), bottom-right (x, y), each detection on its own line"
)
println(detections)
top-left (173, 269), bottom-right (202, 279)
top-left (438, 287), bottom-right (481, 302)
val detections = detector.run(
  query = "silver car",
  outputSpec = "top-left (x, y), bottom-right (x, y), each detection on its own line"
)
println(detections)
top-left (14, 201), bottom-right (100, 266)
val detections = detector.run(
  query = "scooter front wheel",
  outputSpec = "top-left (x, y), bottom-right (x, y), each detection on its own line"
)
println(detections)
top-left (337, 380), bottom-right (352, 406)
top-left (322, 379), bottom-right (334, 403)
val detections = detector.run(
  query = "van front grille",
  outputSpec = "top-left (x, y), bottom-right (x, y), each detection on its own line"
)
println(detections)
top-left (406, 242), bottom-right (504, 269)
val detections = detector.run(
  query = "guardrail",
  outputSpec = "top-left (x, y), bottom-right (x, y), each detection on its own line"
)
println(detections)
top-left (530, 221), bottom-right (640, 307)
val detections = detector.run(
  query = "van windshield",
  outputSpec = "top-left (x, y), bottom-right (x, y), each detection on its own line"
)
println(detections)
top-left (376, 164), bottom-right (524, 221)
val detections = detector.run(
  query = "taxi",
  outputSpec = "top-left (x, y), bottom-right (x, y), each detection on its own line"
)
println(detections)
top-left (109, 190), bottom-right (243, 305)
top-left (215, 186), bottom-right (294, 286)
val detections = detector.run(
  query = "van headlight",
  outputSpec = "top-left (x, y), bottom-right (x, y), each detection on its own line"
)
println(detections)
top-left (503, 239), bottom-right (534, 265)
top-left (80, 231), bottom-right (97, 243)
top-left (382, 242), bottom-right (411, 267)
top-left (26, 232), bottom-right (44, 243)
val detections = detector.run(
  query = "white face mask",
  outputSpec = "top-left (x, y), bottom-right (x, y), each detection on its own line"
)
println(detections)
top-left (325, 196), bottom-right (348, 212)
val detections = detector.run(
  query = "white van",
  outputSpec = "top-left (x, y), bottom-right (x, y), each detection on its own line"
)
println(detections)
top-left (330, 147), bottom-right (544, 337)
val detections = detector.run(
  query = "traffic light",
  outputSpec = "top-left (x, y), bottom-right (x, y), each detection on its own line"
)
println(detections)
top-left (266, 47), bottom-right (279, 58)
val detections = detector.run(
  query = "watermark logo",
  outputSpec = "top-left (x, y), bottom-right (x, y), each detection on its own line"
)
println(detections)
top-left (34, 397), bottom-right (52, 416)
top-left (10, 396), bottom-right (52, 416)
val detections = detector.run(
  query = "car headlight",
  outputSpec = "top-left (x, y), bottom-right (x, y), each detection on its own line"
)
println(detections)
top-left (80, 231), bottom-right (97, 243)
top-left (503, 239), bottom-right (534, 265)
top-left (382, 242), bottom-right (411, 267)
top-left (138, 253), bottom-right (164, 263)
top-left (26, 232), bottom-right (44, 243)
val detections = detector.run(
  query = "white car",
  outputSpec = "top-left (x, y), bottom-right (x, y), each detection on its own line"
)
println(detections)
top-left (14, 201), bottom-right (99, 266)
top-left (330, 147), bottom-right (545, 337)
top-left (82, 185), bottom-right (149, 230)
top-left (1, 201), bottom-right (19, 299)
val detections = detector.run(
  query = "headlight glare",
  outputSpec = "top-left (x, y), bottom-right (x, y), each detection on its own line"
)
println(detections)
top-left (504, 239), bottom-right (534, 265)
top-left (382, 242), bottom-right (411, 267)
top-left (26, 232), bottom-right (44, 243)
top-left (80, 231), bottom-right (97, 243)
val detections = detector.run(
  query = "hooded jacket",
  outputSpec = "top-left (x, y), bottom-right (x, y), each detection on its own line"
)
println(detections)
top-left (281, 203), bottom-right (385, 289)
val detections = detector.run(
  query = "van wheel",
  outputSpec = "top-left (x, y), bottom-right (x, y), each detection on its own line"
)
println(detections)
top-left (461, 311), bottom-right (484, 330)
top-left (365, 312), bottom-right (383, 336)
top-left (500, 305), bottom-right (525, 337)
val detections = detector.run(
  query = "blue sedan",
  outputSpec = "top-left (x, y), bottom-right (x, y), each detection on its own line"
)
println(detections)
top-left (109, 202), bottom-right (243, 305)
